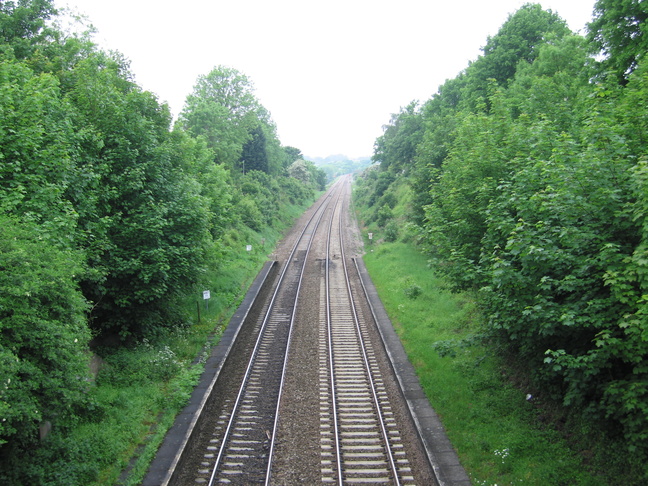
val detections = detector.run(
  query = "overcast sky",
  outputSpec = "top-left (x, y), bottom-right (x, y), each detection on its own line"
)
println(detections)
top-left (57, 0), bottom-right (597, 159)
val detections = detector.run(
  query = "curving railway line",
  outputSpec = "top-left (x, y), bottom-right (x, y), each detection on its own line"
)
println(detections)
top-left (146, 175), bottom-right (466, 485)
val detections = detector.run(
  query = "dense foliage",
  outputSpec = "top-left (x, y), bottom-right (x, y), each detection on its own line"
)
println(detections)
top-left (356, 1), bottom-right (648, 478)
top-left (0, 1), bottom-right (324, 482)
top-left (0, 216), bottom-right (90, 450)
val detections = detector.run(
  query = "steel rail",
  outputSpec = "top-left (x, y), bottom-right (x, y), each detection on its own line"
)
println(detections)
top-left (326, 176), bottom-right (402, 485)
top-left (263, 180), bottom-right (345, 485)
top-left (206, 179), bottom-right (342, 486)
top-left (325, 181), bottom-right (346, 486)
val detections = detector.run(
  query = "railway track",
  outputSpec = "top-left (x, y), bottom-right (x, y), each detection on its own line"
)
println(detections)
top-left (194, 180), bottom-right (340, 485)
top-left (164, 175), bottom-right (442, 485)
top-left (320, 179), bottom-right (414, 485)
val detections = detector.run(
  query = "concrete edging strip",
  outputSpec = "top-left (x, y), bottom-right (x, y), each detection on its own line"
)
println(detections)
top-left (353, 257), bottom-right (471, 486)
top-left (142, 260), bottom-right (277, 486)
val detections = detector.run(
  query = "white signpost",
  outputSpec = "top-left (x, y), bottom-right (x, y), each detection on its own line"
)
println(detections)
top-left (203, 290), bottom-right (211, 310)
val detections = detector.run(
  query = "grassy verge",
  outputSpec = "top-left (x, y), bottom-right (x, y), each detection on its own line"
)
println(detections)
top-left (26, 195), bottom-right (320, 486)
top-left (363, 240), bottom-right (604, 485)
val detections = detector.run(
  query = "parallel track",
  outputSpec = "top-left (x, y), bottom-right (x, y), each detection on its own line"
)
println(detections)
top-left (175, 175), bottom-right (427, 485)
top-left (319, 177), bottom-right (415, 485)
top-left (197, 180), bottom-right (342, 485)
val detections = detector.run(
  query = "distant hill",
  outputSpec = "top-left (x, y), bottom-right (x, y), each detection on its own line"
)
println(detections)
top-left (305, 154), bottom-right (372, 181)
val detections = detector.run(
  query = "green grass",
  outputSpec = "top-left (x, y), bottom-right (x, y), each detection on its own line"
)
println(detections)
top-left (363, 241), bottom-right (603, 485)
top-left (84, 338), bottom-right (206, 486)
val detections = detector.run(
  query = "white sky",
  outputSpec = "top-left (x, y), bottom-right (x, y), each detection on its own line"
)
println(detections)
top-left (57, 0), bottom-right (597, 159)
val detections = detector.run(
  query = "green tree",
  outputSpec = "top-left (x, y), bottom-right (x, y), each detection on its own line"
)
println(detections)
top-left (179, 66), bottom-right (262, 169)
top-left (282, 146), bottom-right (303, 168)
top-left (362, 0), bottom-right (648, 474)
top-left (505, 34), bottom-right (592, 132)
top-left (0, 0), bottom-right (57, 60)
top-left (286, 159), bottom-right (326, 191)
top-left (424, 90), bottom-right (521, 290)
top-left (258, 118), bottom-right (285, 176)
top-left (287, 159), bottom-right (311, 184)
top-left (372, 101), bottom-right (423, 174)
top-left (463, 3), bottom-right (570, 107)
top-left (167, 126), bottom-right (232, 241)
top-left (412, 5), bottom-right (570, 228)
top-left (67, 52), bottom-right (211, 337)
top-left (410, 76), bottom-right (466, 226)
top-left (0, 58), bottom-right (77, 237)
top-left (240, 124), bottom-right (269, 173)
top-left (310, 163), bottom-right (327, 191)
top-left (588, 0), bottom-right (648, 84)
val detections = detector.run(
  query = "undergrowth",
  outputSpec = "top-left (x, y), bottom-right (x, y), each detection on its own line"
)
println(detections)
top-left (363, 240), bottom-right (636, 485)
top-left (1, 195), bottom-right (318, 486)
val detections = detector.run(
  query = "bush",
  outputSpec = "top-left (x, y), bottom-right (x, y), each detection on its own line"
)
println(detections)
top-left (236, 195), bottom-right (264, 231)
top-left (97, 340), bottom-right (184, 387)
top-left (280, 176), bottom-right (311, 204)
top-left (375, 204), bottom-right (393, 227)
top-left (380, 191), bottom-right (398, 209)
top-left (403, 278), bottom-right (423, 299)
top-left (0, 215), bottom-right (91, 463)
top-left (384, 221), bottom-right (399, 242)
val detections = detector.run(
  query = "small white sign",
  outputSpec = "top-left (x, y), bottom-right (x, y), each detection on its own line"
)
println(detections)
top-left (368, 233), bottom-right (373, 240)
top-left (246, 245), bottom-right (252, 252)
top-left (203, 290), bottom-right (211, 300)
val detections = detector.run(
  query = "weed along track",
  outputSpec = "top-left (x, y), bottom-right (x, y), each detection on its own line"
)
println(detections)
top-left (148, 175), bottom-right (463, 485)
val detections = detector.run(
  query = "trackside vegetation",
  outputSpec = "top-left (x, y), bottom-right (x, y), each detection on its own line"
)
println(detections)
top-left (0, 1), bottom-right (324, 483)
top-left (357, 185), bottom-right (634, 485)
top-left (3, 0), bottom-right (648, 484)
top-left (356, 1), bottom-right (648, 482)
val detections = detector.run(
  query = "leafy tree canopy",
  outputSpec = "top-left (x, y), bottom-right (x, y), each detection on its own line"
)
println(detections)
top-left (0, 0), bottom-right (56, 59)
top-left (361, 1), bottom-right (648, 471)
top-left (372, 101), bottom-right (423, 174)
top-left (283, 146), bottom-right (303, 166)
top-left (240, 124), bottom-right (269, 173)
top-left (587, 0), bottom-right (648, 84)
top-left (0, 215), bottom-right (90, 450)
top-left (180, 65), bottom-right (264, 168)
top-left (464, 3), bottom-right (570, 106)
top-left (0, 58), bottom-right (77, 236)
top-left (65, 52), bottom-right (212, 337)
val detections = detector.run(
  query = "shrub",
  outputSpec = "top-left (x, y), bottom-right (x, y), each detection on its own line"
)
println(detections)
top-left (0, 216), bottom-right (91, 460)
top-left (375, 204), bottom-right (393, 227)
top-left (384, 221), bottom-right (399, 242)
top-left (236, 195), bottom-right (264, 231)
top-left (403, 277), bottom-right (423, 299)
top-left (380, 191), bottom-right (398, 209)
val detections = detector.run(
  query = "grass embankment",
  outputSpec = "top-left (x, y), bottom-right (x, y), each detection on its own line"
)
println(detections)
top-left (61, 199), bottom-right (315, 486)
top-left (363, 240), bottom-right (610, 485)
